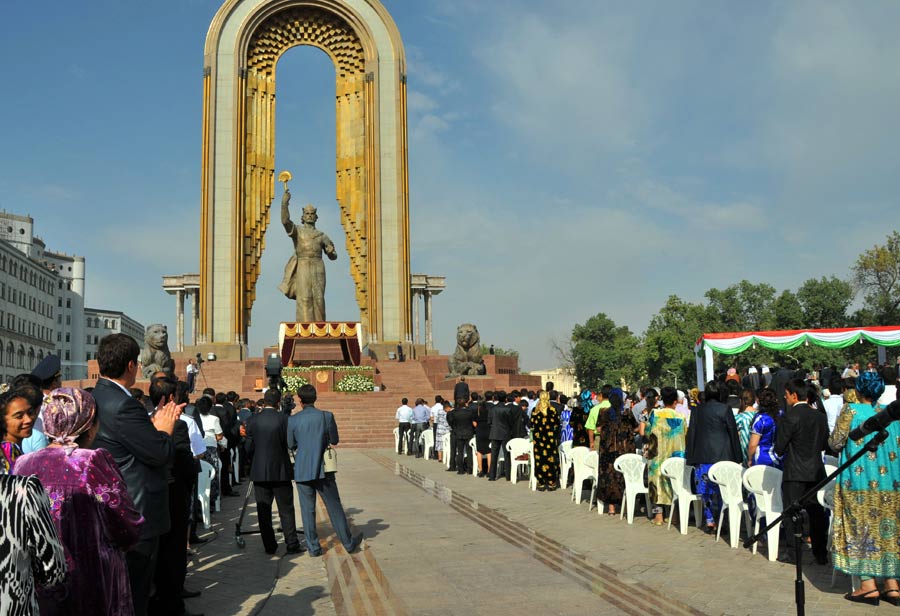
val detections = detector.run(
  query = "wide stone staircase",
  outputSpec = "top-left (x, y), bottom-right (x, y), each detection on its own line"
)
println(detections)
top-left (192, 357), bottom-right (455, 448)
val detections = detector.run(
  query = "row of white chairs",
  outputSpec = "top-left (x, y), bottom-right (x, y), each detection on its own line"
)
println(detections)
top-left (393, 428), bottom-right (539, 489)
top-left (563, 440), bottom-right (841, 568)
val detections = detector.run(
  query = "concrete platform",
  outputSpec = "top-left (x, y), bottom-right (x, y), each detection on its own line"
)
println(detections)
top-left (187, 449), bottom-right (871, 616)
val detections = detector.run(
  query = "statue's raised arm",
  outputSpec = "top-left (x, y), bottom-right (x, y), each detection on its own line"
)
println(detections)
top-left (281, 188), bottom-right (294, 233)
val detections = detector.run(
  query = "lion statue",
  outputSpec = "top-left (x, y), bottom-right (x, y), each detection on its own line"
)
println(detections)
top-left (448, 323), bottom-right (486, 376)
top-left (139, 324), bottom-right (176, 380)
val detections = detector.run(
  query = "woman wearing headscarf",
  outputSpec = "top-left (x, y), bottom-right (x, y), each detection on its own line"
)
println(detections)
top-left (828, 372), bottom-right (900, 606)
top-left (594, 389), bottom-right (638, 515)
top-left (15, 388), bottom-right (143, 616)
top-left (530, 391), bottom-right (561, 491)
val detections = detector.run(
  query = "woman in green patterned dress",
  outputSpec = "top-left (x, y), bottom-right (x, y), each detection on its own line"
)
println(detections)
top-left (530, 391), bottom-right (560, 491)
top-left (641, 386), bottom-right (687, 525)
top-left (828, 372), bottom-right (900, 606)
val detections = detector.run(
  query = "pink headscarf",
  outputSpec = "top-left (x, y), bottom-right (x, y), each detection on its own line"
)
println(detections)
top-left (41, 388), bottom-right (97, 451)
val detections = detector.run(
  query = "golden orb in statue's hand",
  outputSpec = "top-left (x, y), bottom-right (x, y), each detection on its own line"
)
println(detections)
top-left (278, 170), bottom-right (293, 191)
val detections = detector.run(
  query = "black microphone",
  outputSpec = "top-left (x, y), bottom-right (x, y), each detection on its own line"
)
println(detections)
top-left (848, 401), bottom-right (900, 441)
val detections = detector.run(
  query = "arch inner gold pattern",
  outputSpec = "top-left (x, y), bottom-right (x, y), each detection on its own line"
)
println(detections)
top-left (240, 6), bottom-right (371, 338)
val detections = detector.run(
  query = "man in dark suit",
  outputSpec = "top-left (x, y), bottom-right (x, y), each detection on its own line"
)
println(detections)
top-left (448, 397), bottom-right (476, 474)
top-left (453, 377), bottom-right (470, 405)
top-left (147, 374), bottom-right (202, 616)
top-left (90, 334), bottom-right (178, 616)
top-left (287, 384), bottom-right (362, 556)
top-left (775, 378), bottom-right (830, 565)
top-left (212, 392), bottom-right (237, 496)
top-left (488, 391), bottom-right (513, 481)
top-left (245, 387), bottom-right (303, 555)
top-left (685, 380), bottom-right (741, 530)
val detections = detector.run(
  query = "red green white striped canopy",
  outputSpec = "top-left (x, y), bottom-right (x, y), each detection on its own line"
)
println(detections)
top-left (695, 326), bottom-right (900, 355)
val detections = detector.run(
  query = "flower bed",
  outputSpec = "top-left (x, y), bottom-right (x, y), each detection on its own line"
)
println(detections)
top-left (280, 366), bottom-right (374, 393)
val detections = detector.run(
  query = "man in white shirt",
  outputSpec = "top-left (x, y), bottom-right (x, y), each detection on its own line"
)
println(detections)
top-left (430, 396), bottom-right (444, 459)
top-left (822, 379), bottom-right (844, 434)
top-left (395, 398), bottom-right (413, 455)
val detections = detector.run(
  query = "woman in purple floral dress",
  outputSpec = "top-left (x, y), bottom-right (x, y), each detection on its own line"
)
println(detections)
top-left (15, 388), bottom-right (143, 616)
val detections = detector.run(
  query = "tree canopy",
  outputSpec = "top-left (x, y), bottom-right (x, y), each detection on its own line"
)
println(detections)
top-left (566, 232), bottom-right (898, 392)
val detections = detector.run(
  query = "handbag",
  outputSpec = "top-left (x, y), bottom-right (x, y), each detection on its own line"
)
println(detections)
top-left (323, 446), bottom-right (337, 473)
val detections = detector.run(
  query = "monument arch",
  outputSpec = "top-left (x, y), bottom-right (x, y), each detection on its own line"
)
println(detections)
top-left (198, 0), bottom-right (411, 357)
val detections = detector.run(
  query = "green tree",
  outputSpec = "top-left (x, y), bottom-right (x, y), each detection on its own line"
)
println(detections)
top-left (853, 231), bottom-right (900, 325)
top-left (773, 290), bottom-right (804, 330)
top-left (571, 313), bottom-right (641, 391)
top-left (641, 295), bottom-right (706, 388)
top-left (704, 280), bottom-right (777, 332)
top-left (797, 276), bottom-right (853, 329)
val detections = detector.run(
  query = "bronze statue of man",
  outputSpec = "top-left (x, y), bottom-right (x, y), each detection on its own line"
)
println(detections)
top-left (277, 188), bottom-right (337, 322)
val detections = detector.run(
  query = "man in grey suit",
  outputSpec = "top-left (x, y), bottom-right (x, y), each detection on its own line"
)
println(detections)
top-left (287, 384), bottom-right (363, 556)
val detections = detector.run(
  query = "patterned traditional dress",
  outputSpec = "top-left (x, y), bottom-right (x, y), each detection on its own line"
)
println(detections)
top-left (646, 408), bottom-right (686, 507)
top-left (570, 408), bottom-right (590, 448)
top-left (595, 410), bottom-right (638, 505)
top-left (559, 406), bottom-right (574, 444)
top-left (828, 402), bottom-right (900, 579)
top-left (434, 407), bottom-right (450, 452)
top-left (531, 407), bottom-right (561, 487)
top-left (15, 447), bottom-right (143, 616)
top-left (733, 410), bottom-right (755, 465)
top-left (0, 475), bottom-right (66, 616)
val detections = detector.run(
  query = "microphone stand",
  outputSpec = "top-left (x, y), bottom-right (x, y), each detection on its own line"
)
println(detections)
top-left (743, 429), bottom-right (891, 616)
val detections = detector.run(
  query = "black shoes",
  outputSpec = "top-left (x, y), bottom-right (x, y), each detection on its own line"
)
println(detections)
top-left (882, 590), bottom-right (900, 606)
top-left (180, 588), bottom-right (202, 599)
top-left (189, 535), bottom-right (209, 545)
top-left (286, 545), bottom-right (306, 554)
top-left (845, 590), bottom-right (880, 606)
top-left (488, 477), bottom-right (497, 481)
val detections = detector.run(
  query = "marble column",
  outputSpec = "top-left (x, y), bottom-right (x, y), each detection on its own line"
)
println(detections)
top-left (176, 289), bottom-right (185, 352)
top-left (412, 290), bottom-right (420, 345)
top-left (191, 289), bottom-right (199, 346)
top-left (424, 290), bottom-right (433, 351)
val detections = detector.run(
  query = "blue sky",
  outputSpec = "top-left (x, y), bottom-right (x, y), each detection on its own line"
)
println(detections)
top-left (1, 1), bottom-right (899, 370)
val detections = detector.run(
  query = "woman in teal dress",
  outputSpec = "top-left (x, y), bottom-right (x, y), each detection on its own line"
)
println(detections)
top-left (828, 372), bottom-right (900, 605)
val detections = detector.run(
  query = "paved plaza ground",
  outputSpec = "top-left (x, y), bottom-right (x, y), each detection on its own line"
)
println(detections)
top-left (186, 449), bottom-right (874, 616)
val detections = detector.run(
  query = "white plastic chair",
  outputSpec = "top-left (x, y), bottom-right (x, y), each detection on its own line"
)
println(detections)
top-left (708, 461), bottom-right (752, 548)
top-left (559, 441), bottom-right (574, 488)
top-left (824, 454), bottom-right (838, 468)
top-left (198, 460), bottom-right (216, 529)
top-left (742, 465), bottom-right (784, 560)
top-left (393, 427), bottom-right (405, 455)
top-left (442, 433), bottom-right (452, 469)
top-left (614, 453), bottom-right (650, 524)
top-left (817, 477), bottom-right (840, 587)
top-left (529, 444), bottom-right (538, 491)
top-left (419, 430), bottom-right (435, 460)
top-left (660, 457), bottom-right (702, 534)
top-left (231, 447), bottom-right (240, 484)
top-left (572, 447), bottom-right (599, 502)
top-left (468, 437), bottom-right (478, 477)
top-left (506, 438), bottom-right (532, 485)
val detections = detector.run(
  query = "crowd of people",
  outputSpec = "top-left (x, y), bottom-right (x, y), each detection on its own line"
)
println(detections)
top-left (397, 362), bottom-right (900, 607)
top-left (0, 333), bottom-right (361, 616)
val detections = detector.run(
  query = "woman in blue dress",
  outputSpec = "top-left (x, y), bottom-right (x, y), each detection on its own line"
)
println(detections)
top-left (747, 388), bottom-right (781, 468)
